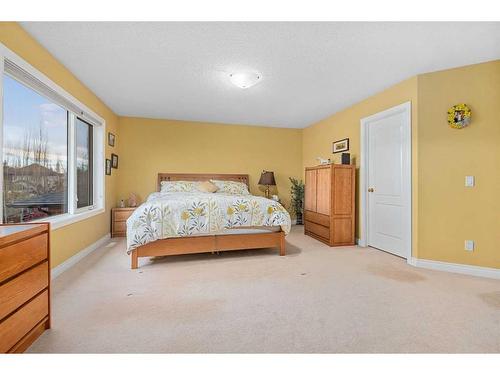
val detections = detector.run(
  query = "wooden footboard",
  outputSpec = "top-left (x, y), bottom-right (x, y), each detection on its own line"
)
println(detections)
top-left (131, 231), bottom-right (285, 269)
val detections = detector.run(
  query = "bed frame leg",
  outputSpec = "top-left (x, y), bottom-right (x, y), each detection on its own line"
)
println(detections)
top-left (279, 232), bottom-right (286, 256)
top-left (131, 250), bottom-right (138, 269)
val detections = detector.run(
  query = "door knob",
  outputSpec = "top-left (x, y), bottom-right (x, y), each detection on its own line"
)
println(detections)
top-left (368, 187), bottom-right (375, 192)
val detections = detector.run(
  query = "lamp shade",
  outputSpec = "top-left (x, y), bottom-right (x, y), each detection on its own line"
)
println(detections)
top-left (258, 171), bottom-right (276, 186)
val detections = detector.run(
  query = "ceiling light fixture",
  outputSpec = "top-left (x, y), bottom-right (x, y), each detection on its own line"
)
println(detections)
top-left (229, 72), bottom-right (261, 89)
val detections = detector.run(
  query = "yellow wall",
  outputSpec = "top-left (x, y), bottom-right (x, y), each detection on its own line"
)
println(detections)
top-left (2, 21), bottom-right (498, 270)
top-left (303, 60), bottom-right (499, 269)
top-left (0, 22), bottom-right (120, 267)
top-left (417, 60), bottom-right (500, 268)
top-left (116, 117), bottom-right (303, 214)
top-left (302, 77), bottom-right (419, 242)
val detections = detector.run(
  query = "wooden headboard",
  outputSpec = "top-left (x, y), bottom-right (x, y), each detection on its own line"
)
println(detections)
top-left (157, 173), bottom-right (249, 191)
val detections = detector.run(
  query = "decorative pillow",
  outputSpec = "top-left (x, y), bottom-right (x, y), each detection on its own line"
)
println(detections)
top-left (211, 180), bottom-right (250, 195)
top-left (196, 180), bottom-right (219, 193)
top-left (160, 180), bottom-right (197, 193)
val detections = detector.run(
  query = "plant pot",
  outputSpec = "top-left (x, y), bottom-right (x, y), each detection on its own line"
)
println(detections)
top-left (295, 212), bottom-right (303, 225)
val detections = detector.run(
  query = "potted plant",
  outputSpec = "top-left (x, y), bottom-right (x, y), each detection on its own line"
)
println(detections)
top-left (289, 177), bottom-right (305, 225)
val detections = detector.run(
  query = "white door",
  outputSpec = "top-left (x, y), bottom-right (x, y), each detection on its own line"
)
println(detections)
top-left (361, 102), bottom-right (411, 259)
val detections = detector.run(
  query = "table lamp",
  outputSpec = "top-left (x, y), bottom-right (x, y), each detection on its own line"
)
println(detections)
top-left (258, 170), bottom-right (276, 199)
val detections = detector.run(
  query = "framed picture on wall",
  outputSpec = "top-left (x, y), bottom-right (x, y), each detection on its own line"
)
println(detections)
top-left (105, 159), bottom-right (112, 175)
top-left (111, 153), bottom-right (119, 169)
top-left (332, 138), bottom-right (349, 153)
top-left (108, 132), bottom-right (115, 147)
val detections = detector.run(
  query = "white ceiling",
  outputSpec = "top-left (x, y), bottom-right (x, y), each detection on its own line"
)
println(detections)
top-left (21, 22), bottom-right (500, 128)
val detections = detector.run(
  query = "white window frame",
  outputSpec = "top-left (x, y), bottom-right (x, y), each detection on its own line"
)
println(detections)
top-left (0, 42), bottom-right (105, 230)
top-left (72, 116), bottom-right (97, 214)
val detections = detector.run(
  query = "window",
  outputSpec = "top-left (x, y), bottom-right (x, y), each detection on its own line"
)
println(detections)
top-left (76, 118), bottom-right (93, 209)
top-left (1, 43), bottom-right (105, 228)
top-left (3, 75), bottom-right (69, 222)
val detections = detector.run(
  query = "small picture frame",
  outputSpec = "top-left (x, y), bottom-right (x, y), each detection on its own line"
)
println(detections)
top-left (108, 132), bottom-right (115, 147)
top-left (105, 159), bottom-right (112, 175)
top-left (332, 138), bottom-right (349, 153)
top-left (111, 153), bottom-right (119, 169)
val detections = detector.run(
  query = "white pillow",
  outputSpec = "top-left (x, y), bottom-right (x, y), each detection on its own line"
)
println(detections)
top-left (211, 180), bottom-right (250, 195)
top-left (160, 180), bottom-right (197, 193)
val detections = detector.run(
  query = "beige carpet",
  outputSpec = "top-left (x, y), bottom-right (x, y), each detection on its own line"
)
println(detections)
top-left (28, 226), bottom-right (500, 353)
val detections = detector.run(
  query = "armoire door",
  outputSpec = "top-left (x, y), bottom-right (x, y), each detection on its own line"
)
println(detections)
top-left (315, 168), bottom-right (331, 215)
top-left (305, 169), bottom-right (317, 212)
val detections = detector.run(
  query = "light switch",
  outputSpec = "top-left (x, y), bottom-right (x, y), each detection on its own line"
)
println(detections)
top-left (465, 240), bottom-right (474, 251)
top-left (465, 176), bottom-right (475, 187)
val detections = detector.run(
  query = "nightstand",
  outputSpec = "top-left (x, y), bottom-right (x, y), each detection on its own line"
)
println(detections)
top-left (111, 207), bottom-right (136, 237)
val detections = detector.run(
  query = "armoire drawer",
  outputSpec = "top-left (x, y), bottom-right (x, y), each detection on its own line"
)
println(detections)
top-left (305, 221), bottom-right (330, 240)
top-left (304, 211), bottom-right (330, 227)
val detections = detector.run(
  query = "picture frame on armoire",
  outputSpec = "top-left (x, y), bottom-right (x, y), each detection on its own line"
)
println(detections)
top-left (332, 138), bottom-right (349, 153)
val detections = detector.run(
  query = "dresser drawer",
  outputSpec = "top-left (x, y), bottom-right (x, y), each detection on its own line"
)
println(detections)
top-left (0, 262), bottom-right (48, 321)
top-left (304, 210), bottom-right (330, 227)
top-left (113, 221), bottom-right (127, 233)
top-left (0, 290), bottom-right (48, 353)
top-left (0, 234), bottom-right (48, 283)
top-left (114, 210), bottom-right (134, 221)
top-left (305, 220), bottom-right (330, 240)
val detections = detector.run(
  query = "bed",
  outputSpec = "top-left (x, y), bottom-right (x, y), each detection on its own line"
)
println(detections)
top-left (126, 173), bottom-right (291, 269)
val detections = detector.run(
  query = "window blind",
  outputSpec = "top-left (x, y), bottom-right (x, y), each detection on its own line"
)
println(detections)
top-left (4, 58), bottom-right (102, 127)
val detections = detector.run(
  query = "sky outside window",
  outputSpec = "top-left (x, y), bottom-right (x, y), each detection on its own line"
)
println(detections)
top-left (2, 74), bottom-right (68, 222)
top-left (3, 75), bottom-right (68, 170)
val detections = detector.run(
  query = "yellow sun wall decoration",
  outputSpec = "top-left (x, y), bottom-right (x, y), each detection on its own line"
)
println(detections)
top-left (448, 103), bottom-right (471, 129)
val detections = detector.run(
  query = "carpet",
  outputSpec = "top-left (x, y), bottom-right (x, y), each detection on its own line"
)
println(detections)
top-left (28, 226), bottom-right (500, 353)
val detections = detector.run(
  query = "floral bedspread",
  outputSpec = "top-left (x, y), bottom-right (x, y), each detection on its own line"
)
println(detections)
top-left (126, 192), bottom-right (291, 253)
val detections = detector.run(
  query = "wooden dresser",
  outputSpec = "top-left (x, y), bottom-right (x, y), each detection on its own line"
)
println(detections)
top-left (304, 164), bottom-right (355, 246)
top-left (0, 223), bottom-right (50, 353)
top-left (111, 207), bottom-right (135, 237)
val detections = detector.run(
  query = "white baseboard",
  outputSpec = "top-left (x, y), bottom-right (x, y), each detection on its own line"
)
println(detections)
top-left (408, 257), bottom-right (500, 280)
top-left (51, 233), bottom-right (111, 279)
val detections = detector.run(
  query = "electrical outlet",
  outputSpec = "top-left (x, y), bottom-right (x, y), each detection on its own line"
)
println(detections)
top-left (465, 176), bottom-right (475, 187)
top-left (465, 240), bottom-right (474, 251)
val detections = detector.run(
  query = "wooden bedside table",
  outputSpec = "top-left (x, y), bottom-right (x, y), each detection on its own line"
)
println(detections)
top-left (111, 207), bottom-right (136, 237)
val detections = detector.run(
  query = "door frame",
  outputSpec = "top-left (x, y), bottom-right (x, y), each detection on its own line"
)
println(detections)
top-left (359, 101), bottom-right (412, 259)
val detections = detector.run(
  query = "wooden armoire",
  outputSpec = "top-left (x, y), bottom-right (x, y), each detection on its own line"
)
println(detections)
top-left (304, 164), bottom-right (355, 246)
